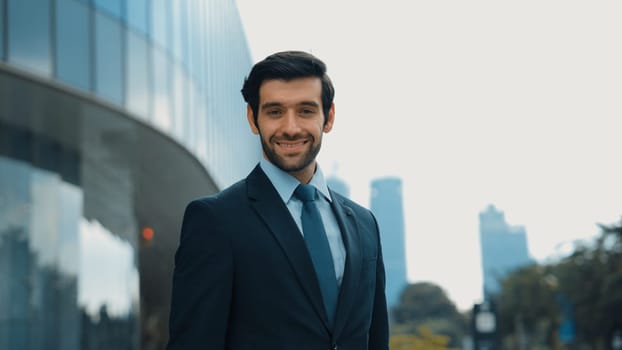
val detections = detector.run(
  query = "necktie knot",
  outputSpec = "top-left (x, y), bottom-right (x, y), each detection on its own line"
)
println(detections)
top-left (294, 184), bottom-right (317, 202)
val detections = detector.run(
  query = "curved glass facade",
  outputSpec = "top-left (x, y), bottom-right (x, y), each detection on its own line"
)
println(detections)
top-left (0, 1), bottom-right (259, 349)
top-left (3, 0), bottom-right (258, 188)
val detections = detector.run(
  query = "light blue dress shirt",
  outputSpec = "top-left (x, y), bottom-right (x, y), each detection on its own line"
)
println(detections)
top-left (260, 158), bottom-right (347, 287)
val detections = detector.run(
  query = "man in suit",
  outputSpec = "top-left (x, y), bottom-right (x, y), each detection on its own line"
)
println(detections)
top-left (167, 51), bottom-right (389, 350)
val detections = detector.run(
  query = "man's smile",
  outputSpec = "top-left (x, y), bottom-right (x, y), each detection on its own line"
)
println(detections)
top-left (273, 137), bottom-right (312, 150)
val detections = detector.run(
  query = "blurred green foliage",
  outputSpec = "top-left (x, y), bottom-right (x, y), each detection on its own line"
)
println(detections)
top-left (391, 282), bottom-right (468, 349)
top-left (495, 217), bottom-right (622, 350)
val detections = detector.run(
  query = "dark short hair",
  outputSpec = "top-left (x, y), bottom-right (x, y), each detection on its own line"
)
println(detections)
top-left (241, 51), bottom-right (335, 126)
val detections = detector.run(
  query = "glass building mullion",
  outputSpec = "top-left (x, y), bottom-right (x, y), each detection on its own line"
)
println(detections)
top-left (0, 0), bottom-right (5, 60)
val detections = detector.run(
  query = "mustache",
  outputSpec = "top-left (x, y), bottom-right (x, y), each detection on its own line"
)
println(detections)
top-left (270, 133), bottom-right (314, 142)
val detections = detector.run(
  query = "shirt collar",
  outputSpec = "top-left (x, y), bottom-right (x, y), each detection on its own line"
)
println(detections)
top-left (259, 158), bottom-right (333, 203)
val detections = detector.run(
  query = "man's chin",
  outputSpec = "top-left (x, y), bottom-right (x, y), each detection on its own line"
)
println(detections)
top-left (275, 161), bottom-right (307, 173)
top-left (270, 156), bottom-right (311, 174)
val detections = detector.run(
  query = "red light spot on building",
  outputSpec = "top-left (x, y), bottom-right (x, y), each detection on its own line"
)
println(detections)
top-left (142, 227), bottom-right (155, 241)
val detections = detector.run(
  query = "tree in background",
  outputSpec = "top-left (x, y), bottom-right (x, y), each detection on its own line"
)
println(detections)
top-left (495, 264), bottom-right (559, 349)
top-left (553, 218), bottom-right (622, 349)
top-left (495, 217), bottom-right (622, 350)
top-left (391, 282), bottom-right (468, 348)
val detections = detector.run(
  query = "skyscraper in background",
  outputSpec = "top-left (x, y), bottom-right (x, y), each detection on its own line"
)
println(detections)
top-left (479, 204), bottom-right (533, 298)
top-left (370, 177), bottom-right (408, 310)
top-left (326, 175), bottom-right (350, 198)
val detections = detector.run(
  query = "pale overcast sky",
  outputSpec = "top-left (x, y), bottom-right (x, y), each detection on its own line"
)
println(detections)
top-left (235, 0), bottom-right (622, 310)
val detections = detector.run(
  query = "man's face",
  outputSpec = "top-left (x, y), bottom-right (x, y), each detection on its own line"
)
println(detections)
top-left (247, 77), bottom-right (334, 183)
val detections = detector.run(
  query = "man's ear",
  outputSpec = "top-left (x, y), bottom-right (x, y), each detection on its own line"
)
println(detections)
top-left (323, 103), bottom-right (335, 133)
top-left (247, 105), bottom-right (259, 135)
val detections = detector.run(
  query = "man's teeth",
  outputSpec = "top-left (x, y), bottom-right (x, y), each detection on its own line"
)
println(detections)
top-left (278, 141), bottom-right (306, 147)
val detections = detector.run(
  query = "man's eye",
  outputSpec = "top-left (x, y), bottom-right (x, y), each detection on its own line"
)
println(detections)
top-left (267, 110), bottom-right (282, 116)
top-left (300, 109), bottom-right (315, 115)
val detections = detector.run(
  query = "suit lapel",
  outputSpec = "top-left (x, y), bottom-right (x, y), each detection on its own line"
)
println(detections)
top-left (330, 190), bottom-right (363, 338)
top-left (246, 166), bottom-right (331, 329)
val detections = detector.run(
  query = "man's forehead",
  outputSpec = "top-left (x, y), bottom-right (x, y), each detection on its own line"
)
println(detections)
top-left (259, 77), bottom-right (322, 101)
top-left (259, 77), bottom-right (321, 91)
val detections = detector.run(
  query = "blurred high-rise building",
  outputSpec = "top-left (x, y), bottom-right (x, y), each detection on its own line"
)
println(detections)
top-left (0, 1), bottom-right (259, 349)
top-left (326, 175), bottom-right (350, 198)
top-left (479, 204), bottom-right (533, 298)
top-left (370, 177), bottom-right (408, 310)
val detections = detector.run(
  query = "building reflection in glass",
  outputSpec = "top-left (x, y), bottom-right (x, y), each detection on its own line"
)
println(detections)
top-left (0, 157), bottom-right (138, 350)
top-left (79, 218), bottom-right (139, 319)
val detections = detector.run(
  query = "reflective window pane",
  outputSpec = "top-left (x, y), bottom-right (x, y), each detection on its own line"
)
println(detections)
top-left (94, 12), bottom-right (123, 105)
top-left (193, 1), bottom-right (207, 92)
top-left (79, 218), bottom-right (139, 323)
top-left (194, 92), bottom-right (208, 162)
top-left (126, 31), bottom-right (150, 118)
top-left (29, 170), bottom-right (82, 350)
top-left (184, 80), bottom-right (196, 149)
top-left (7, 0), bottom-right (52, 75)
top-left (187, 1), bottom-right (198, 77)
top-left (126, 0), bottom-right (148, 35)
top-left (152, 47), bottom-right (172, 131)
top-left (55, 0), bottom-right (91, 91)
top-left (170, 3), bottom-right (182, 62)
top-left (0, 158), bottom-right (31, 350)
top-left (150, 0), bottom-right (168, 49)
top-left (180, 2), bottom-right (190, 68)
top-left (172, 64), bottom-right (186, 139)
top-left (94, 0), bottom-right (122, 19)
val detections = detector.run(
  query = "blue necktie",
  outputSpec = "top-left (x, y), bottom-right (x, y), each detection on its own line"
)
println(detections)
top-left (294, 184), bottom-right (339, 327)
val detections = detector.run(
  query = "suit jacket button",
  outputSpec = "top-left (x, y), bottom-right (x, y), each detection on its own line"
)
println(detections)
top-left (329, 344), bottom-right (338, 350)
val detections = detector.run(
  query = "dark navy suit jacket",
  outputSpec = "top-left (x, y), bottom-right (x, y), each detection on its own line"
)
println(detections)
top-left (167, 165), bottom-right (389, 350)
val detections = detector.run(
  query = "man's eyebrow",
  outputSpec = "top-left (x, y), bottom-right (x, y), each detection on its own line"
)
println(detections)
top-left (260, 102), bottom-right (283, 110)
top-left (260, 101), bottom-right (320, 110)
top-left (299, 101), bottom-right (320, 108)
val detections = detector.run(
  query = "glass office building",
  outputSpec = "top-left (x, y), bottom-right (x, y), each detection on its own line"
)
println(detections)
top-left (0, 1), bottom-right (259, 349)
top-left (479, 205), bottom-right (533, 299)
top-left (370, 177), bottom-right (408, 310)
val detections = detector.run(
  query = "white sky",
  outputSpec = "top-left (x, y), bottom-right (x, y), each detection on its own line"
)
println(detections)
top-left (235, 0), bottom-right (622, 311)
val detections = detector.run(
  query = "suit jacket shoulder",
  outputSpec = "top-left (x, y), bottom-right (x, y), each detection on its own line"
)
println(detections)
top-left (332, 191), bottom-right (374, 217)
top-left (198, 176), bottom-right (245, 200)
top-left (187, 177), bottom-right (248, 214)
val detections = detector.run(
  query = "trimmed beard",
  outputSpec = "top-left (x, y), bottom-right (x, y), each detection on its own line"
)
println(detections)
top-left (259, 132), bottom-right (322, 173)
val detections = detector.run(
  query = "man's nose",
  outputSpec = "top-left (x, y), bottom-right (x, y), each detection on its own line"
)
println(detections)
top-left (282, 110), bottom-right (302, 134)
